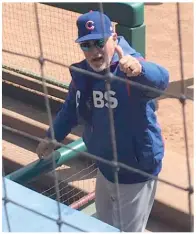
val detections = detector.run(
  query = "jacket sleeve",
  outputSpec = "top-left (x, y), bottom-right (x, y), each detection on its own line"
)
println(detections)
top-left (46, 80), bottom-right (78, 142)
top-left (132, 53), bottom-right (169, 98)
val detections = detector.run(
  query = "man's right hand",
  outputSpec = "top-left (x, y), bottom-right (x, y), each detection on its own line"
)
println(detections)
top-left (36, 137), bottom-right (56, 160)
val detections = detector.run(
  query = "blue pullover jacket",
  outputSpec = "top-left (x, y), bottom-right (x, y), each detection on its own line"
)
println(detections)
top-left (47, 36), bottom-right (169, 184)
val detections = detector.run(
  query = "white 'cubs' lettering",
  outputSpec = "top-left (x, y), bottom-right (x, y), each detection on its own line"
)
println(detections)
top-left (93, 91), bottom-right (104, 108)
top-left (76, 90), bottom-right (81, 107)
top-left (76, 90), bottom-right (118, 109)
top-left (104, 91), bottom-right (118, 108)
top-left (93, 90), bottom-right (118, 109)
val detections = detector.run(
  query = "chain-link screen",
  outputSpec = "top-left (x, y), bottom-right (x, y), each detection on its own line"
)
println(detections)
top-left (2, 2), bottom-right (194, 232)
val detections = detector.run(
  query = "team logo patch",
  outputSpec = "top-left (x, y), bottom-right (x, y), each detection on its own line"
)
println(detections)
top-left (85, 20), bottom-right (95, 30)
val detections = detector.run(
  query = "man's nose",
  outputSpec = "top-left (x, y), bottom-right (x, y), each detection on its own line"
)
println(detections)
top-left (88, 46), bottom-right (99, 55)
top-left (90, 45), bottom-right (102, 54)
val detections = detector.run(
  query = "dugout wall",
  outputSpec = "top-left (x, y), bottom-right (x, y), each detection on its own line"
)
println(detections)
top-left (41, 2), bottom-right (146, 57)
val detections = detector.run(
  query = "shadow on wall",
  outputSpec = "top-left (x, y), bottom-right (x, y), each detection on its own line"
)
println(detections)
top-left (145, 2), bottom-right (163, 5)
top-left (159, 77), bottom-right (194, 101)
top-left (155, 77), bottom-right (193, 111)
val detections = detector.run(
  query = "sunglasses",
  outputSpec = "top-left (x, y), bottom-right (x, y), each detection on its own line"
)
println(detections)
top-left (80, 39), bottom-right (106, 52)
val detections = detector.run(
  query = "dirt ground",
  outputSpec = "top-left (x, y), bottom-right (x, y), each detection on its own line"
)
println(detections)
top-left (144, 3), bottom-right (194, 161)
top-left (2, 2), bottom-right (194, 188)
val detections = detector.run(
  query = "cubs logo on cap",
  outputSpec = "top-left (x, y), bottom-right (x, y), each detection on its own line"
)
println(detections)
top-left (85, 20), bottom-right (95, 30)
top-left (75, 11), bottom-right (113, 43)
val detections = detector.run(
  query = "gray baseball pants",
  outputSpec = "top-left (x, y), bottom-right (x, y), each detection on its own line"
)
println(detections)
top-left (95, 169), bottom-right (157, 232)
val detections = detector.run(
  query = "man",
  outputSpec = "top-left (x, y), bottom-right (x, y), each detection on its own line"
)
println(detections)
top-left (36, 11), bottom-right (169, 232)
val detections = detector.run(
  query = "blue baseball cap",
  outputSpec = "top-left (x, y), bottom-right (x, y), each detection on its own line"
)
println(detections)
top-left (75, 11), bottom-right (114, 43)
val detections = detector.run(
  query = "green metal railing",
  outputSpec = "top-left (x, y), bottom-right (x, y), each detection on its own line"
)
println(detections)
top-left (6, 138), bottom-right (86, 184)
top-left (2, 65), bottom-right (70, 90)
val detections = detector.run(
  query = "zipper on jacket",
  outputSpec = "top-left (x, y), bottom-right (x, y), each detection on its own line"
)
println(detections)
top-left (135, 154), bottom-right (139, 163)
top-left (91, 125), bottom-right (93, 133)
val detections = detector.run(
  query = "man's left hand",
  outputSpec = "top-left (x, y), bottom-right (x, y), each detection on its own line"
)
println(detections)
top-left (115, 45), bottom-right (142, 77)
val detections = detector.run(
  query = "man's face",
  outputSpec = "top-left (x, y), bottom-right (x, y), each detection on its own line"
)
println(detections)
top-left (79, 34), bottom-right (117, 72)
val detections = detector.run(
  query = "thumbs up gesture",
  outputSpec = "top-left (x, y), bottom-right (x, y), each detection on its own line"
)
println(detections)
top-left (115, 45), bottom-right (142, 77)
